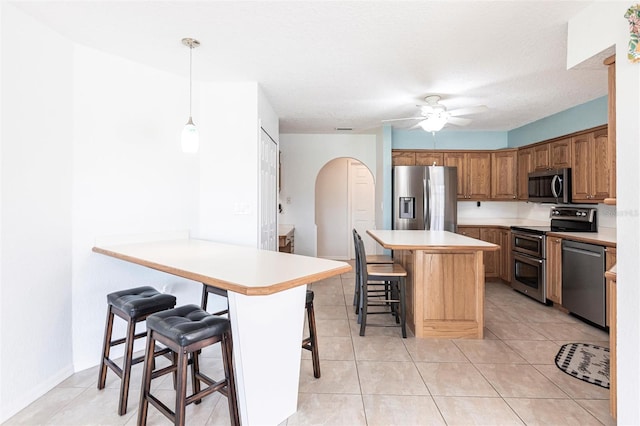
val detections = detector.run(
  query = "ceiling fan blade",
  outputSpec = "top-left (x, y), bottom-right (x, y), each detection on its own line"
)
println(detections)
top-left (381, 116), bottom-right (424, 122)
top-left (408, 121), bottom-right (425, 130)
top-left (447, 116), bottom-right (473, 126)
top-left (448, 105), bottom-right (489, 117)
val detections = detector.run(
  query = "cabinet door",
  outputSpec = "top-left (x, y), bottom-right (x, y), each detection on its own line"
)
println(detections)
top-left (550, 138), bottom-right (571, 168)
top-left (500, 229), bottom-right (511, 282)
top-left (467, 152), bottom-right (492, 200)
top-left (392, 151), bottom-right (416, 166)
top-left (546, 237), bottom-right (563, 304)
top-left (571, 133), bottom-right (592, 203)
top-left (415, 151), bottom-right (444, 166)
top-left (444, 152), bottom-right (466, 199)
top-left (480, 228), bottom-right (501, 278)
top-left (533, 144), bottom-right (550, 170)
top-left (491, 150), bottom-right (517, 200)
top-left (457, 226), bottom-right (480, 239)
top-left (517, 148), bottom-right (534, 200)
top-left (592, 128), bottom-right (610, 201)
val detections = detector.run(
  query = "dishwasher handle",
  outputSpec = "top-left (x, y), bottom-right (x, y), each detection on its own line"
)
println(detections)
top-left (562, 246), bottom-right (603, 258)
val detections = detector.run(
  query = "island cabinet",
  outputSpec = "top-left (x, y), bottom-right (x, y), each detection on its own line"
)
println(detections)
top-left (571, 127), bottom-right (610, 203)
top-left (367, 229), bottom-right (499, 339)
top-left (491, 150), bottom-right (518, 200)
top-left (444, 152), bottom-right (491, 200)
top-left (546, 236), bottom-right (563, 304)
top-left (517, 147), bottom-right (534, 200)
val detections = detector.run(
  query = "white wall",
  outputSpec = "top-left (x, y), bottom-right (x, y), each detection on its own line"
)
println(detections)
top-left (1, 4), bottom-right (74, 419)
top-left (71, 45), bottom-right (201, 372)
top-left (569, 2), bottom-right (640, 423)
top-left (195, 82), bottom-right (279, 248)
top-left (279, 134), bottom-right (377, 256)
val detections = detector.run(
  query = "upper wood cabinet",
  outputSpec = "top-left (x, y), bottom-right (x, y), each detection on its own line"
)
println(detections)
top-left (444, 152), bottom-right (491, 200)
top-left (415, 151), bottom-right (444, 166)
top-left (533, 144), bottom-right (550, 170)
top-left (517, 147), bottom-right (534, 200)
top-left (571, 127), bottom-right (610, 203)
top-left (491, 150), bottom-right (518, 200)
top-left (392, 151), bottom-right (415, 166)
top-left (550, 138), bottom-right (571, 168)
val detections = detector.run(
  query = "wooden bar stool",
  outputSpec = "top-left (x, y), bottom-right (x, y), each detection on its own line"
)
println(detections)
top-left (352, 229), bottom-right (394, 312)
top-left (301, 289), bottom-right (320, 378)
top-left (97, 286), bottom-right (176, 415)
top-left (138, 304), bottom-right (239, 426)
top-left (355, 237), bottom-right (407, 338)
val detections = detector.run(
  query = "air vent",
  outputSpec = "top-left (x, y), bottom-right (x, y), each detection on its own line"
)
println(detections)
top-left (335, 127), bottom-right (353, 131)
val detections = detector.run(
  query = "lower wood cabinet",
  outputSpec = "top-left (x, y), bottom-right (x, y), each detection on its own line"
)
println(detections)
top-left (605, 247), bottom-right (616, 327)
top-left (546, 236), bottom-right (563, 304)
top-left (458, 226), bottom-right (506, 281)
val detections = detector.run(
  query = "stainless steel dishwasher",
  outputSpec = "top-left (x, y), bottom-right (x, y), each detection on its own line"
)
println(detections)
top-left (562, 240), bottom-right (606, 327)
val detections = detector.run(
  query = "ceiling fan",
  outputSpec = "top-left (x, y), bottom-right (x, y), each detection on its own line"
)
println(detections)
top-left (383, 95), bottom-right (488, 132)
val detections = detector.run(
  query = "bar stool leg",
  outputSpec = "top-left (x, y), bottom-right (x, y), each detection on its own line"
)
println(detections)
top-left (137, 330), bottom-right (155, 426)
top-left (118, 316), bottom-right (137, 415)
top-left (98, 306), bottom-right (115, 390)
top-left (174, 349), bottom-right (189, 426)
top-left (306, 299), bottom-right (321, 378)
top-left (221, 332), bottom-right (240, 426)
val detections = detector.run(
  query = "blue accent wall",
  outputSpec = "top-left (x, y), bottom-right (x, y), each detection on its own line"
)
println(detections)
top-left (392, 129), bottom-right (508, 150)
top-left (389, 96), bottom-right (607, 151)
top-left (508, 96), bottom-right (607, 147)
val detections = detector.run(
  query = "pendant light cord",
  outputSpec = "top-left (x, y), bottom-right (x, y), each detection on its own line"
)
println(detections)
top-left (189, 43), bottom-right (193, 119)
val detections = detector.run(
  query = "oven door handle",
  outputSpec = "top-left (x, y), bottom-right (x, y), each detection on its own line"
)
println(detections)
top-left (513, 253), bottom-right (544, 264)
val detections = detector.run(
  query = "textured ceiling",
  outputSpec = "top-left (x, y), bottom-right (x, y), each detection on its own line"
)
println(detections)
top-left (13, 1), bottom-right (612, 134)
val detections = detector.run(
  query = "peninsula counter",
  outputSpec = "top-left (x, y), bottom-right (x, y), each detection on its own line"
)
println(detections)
top-left (367, 230), bottom-right (499, 339)
top-left (93, 238), bottom-right (351, 425)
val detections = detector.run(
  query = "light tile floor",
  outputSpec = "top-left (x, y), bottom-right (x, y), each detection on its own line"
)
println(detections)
top-left (4, 264), bottom-right (615, 425)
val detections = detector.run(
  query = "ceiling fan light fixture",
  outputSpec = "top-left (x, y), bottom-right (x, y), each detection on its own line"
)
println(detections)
top-left (419, 114), bottom-right (448, 132)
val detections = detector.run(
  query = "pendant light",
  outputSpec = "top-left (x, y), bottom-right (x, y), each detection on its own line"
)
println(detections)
top-left (181, 37), bottom-right (200, 153)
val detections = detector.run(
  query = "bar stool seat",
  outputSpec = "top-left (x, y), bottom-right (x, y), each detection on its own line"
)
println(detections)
top-left (98, 286), bottom-right (176, 415)
top-left (138, 304), bottom-right (239, 426)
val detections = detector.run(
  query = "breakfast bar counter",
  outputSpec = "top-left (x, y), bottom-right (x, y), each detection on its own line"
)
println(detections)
top-left (367, 230), bottom-right (499, 339)
top-left (93, 238), bottom-right (350, 425)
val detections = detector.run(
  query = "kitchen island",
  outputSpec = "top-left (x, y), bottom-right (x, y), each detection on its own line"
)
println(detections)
top-left (367, 230), bottom-right (499, 339)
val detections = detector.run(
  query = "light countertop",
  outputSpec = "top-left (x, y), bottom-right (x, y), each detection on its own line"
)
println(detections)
top-left (93, 238), bottom-right (350, 295)
top-left (458, 218), bottom-right (549, 227)
top-left (367, 229), bottom-right (499, 251)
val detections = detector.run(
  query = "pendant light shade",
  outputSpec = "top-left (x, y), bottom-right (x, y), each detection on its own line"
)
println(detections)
top-left (181, 38), bottom-right (200, 153)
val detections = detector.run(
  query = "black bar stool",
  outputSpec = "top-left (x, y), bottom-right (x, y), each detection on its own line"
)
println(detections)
top-left (97, 286), bottom-right (176, 415)
top-left (138, 304), bottom-right (240, 426)
top-left (352, 229), bottom-right (394, 312)
top-left (355, 236), bottom-right (407, 338)
top-left (201, 284), bottom-right (228, 316)
top-left (302, 289), bottom-right (320, 378)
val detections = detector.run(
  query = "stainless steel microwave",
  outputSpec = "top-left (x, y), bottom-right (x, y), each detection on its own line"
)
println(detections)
top-left (527, 168), bottom-right (571, 203)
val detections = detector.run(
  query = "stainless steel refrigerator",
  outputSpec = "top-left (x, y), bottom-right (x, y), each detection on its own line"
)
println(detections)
top-left (393, 166), bottom-right (458, 231)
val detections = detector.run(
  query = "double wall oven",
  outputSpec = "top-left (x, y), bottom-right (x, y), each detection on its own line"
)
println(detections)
top-left (511, 207), bottom-right (597, 304)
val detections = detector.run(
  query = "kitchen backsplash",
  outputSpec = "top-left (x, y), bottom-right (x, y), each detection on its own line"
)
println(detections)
top-left (457, 201), bottom-right (617, 228)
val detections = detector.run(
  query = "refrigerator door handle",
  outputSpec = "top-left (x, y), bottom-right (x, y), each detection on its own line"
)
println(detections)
top-left (424, 178), bottom-right (429, 229)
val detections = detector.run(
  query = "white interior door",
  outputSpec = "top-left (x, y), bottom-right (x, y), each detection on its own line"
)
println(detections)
top-left (349, 160), bottom-right (376, 257)
top-left (259, 128), bottom-right (277, 251)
